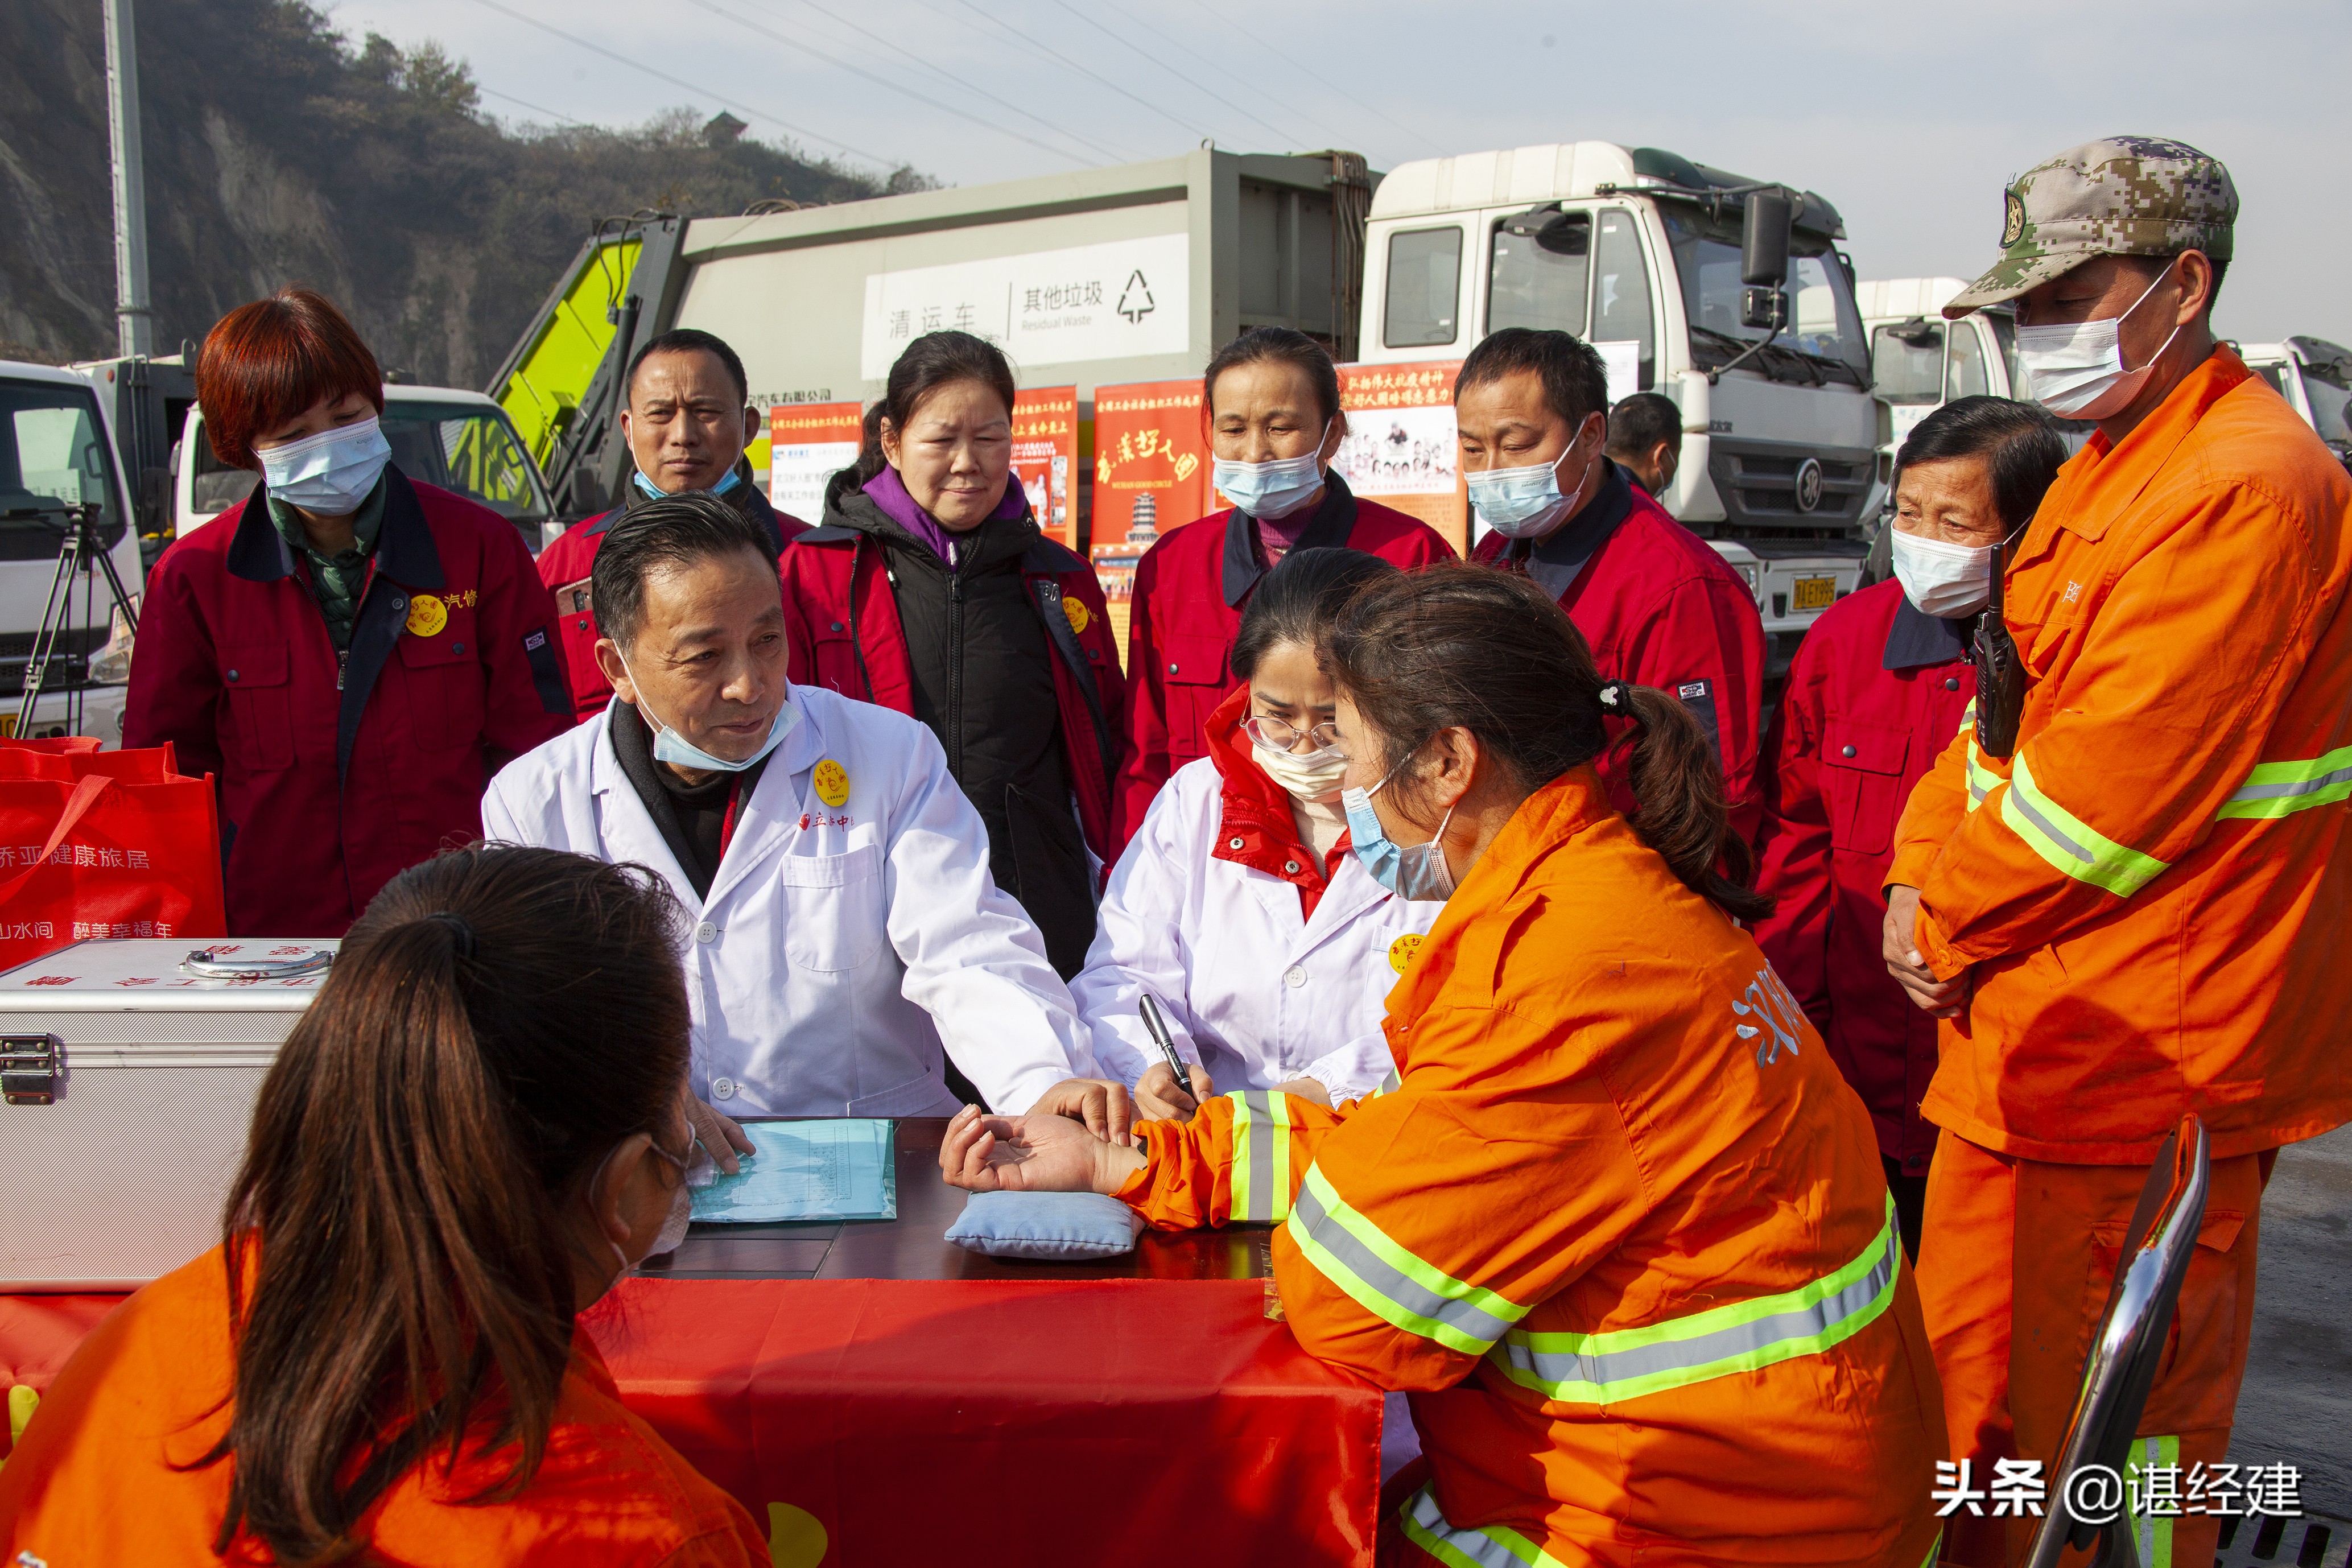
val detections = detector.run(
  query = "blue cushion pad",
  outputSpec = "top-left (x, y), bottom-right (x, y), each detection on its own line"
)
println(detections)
top-left (944, 1190), bottom-right (1146, 1259)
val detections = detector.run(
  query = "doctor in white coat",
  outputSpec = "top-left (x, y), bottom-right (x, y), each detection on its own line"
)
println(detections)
top-left (482, 492), bottom-right (1129, 1161)
top-left (1072, 548), bottom-right (1445, 1120)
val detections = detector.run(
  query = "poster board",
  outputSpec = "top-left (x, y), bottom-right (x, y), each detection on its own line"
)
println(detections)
top-left (1330, 361), bottom-right (1468, 555)
top-left (1091, 379), bottom-right (1212, 658)
top-left (1011, 387), bottom-right (1078, 551)
top-left (768, 402), bottom-right (864, 526)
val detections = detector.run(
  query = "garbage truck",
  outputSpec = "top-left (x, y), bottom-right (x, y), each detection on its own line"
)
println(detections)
top-left (1354, 142), bottom-right (1880, 667)
top-left (493, 141), bottom-right (1878, 683)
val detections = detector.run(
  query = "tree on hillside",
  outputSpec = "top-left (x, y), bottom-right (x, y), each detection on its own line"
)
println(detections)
top-left (0, 0), bottom-right (929, 383)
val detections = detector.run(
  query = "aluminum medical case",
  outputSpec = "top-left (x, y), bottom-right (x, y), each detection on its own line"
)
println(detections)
top-left (0, 938), bottom-right (339, 1290)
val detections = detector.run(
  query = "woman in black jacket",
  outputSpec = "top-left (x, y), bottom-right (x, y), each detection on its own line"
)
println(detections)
top-left (781, 332), bottom-right (1124, 981)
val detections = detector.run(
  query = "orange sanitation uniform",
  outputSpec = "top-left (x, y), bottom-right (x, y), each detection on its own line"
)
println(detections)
top-left (1120, 770), bottom-right (1947, 1568)
top-left (1888, 348), bottom-right (2352, 1567)
top-left (0, 1244), bottom-right (766, 1566)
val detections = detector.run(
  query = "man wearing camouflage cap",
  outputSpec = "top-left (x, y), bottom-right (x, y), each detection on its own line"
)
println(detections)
top-left (1881, 137), bottom-right (2352, 1567)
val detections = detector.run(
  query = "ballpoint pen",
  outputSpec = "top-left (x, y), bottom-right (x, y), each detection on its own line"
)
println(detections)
top-left (1137, 991), bottom-right (1196, 1103)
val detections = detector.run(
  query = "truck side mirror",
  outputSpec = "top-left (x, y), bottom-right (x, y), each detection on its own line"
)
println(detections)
top-left (1741, 190), bottom-right (1792, 287)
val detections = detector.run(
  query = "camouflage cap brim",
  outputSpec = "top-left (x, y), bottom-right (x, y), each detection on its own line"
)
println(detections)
top-left (1943, 247), bottom-right (2093, 319)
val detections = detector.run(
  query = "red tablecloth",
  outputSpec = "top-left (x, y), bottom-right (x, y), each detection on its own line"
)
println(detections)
top-left (3, 1278), bottom-right (1382, 1565)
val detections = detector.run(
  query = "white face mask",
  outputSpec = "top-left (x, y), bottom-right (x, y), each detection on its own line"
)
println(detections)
top-left (2015, 269), bottom-right (2183, 419)
top-left (618, 649), bottom-right (799, 773)
top-left (1212, 420), bottom-right (1332, 521)
top-left (1466, 419), bottom-right (1599, 540)
top-left (590, 1129), bottom-right (695, 1280)
top-left (1890, 528), bottom-right (1997, 619)
top-left (258, 414), bottom-right (392, 514)
top-left (1251, 733), bottom-right (1350, 803)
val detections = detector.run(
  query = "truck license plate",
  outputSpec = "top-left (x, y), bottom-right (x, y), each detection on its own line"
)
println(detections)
top-left (1793, 576), bottom-right (1835, 612)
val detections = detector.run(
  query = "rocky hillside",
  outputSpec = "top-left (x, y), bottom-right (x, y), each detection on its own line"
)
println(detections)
top-left (0, 0), bottom-right (925, 382)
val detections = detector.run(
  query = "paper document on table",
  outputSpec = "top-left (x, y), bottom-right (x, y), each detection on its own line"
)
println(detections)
top-left (689, 1119), bottom-right (898, 1223)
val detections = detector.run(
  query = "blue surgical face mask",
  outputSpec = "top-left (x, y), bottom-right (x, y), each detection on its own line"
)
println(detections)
top-left (1466, 418), bottom-right (1599, 540)
top-left (1340, 750), bottom-right (1458, 901)
top-left (618, 651), bottom-right (799, 773)
top-left (1212, 420), bottom-right (1332, 520)
top-left (634, 465), bottom-right (745, 501)
top-left (258, 414), bottom-right (391, 514)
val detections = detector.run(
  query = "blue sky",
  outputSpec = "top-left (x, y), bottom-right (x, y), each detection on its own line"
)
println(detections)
top-left (343, 0), bottom-right (2352, 349)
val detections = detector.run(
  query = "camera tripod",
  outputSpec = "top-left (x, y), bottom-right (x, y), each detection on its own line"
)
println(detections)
top-left (13, 502), bottom-right (139, 740)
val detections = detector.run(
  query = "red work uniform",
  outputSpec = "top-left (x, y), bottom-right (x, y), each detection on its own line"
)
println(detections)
top-left (126, 468), bottom-right (572, 935)
top-left (1474, 460), bottom-right (1768, 840)
top-left (1119, 769), bottom-right (1946, 1568)
top-left (1751, 579), bottom-right (1975, 1249)
top-left (0, 1243), bottom-right (766, 1565)
top-left (1115, 471), bottom-right (1454, 848)
top-left (535, 468), bottom-right (810, 723)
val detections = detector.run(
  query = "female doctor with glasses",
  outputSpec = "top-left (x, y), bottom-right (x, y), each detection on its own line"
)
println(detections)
top-left (1070, 547), bottom-right (1446, 1122)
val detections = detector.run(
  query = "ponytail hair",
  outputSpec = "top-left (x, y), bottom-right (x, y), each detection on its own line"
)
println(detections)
top-left (205, 845), bottom-right (692, 1562)
top-left (1320, 562), bottom-right (1769, 921)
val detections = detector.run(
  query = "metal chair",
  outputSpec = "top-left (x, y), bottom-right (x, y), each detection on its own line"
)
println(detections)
top-left (2024, 1113), bottom-right (2211, 1568)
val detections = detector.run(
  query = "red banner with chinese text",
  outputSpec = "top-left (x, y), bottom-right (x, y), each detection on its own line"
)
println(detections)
top-left (768, 402), bottom-right (865, 527)
top-left (1332, 361), bottom-right (1467, 555)
top-left (1010, 387), bottom-right (1078, 550)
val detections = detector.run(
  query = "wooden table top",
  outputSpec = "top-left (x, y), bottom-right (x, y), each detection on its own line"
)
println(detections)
top-left (636, 1117), bottom-right (1276, 1283)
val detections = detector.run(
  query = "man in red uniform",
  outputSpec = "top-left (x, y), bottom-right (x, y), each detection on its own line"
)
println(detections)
top-left (1460, 328), bottom-right (1767, 837)
top-left (1753, 396), bottom-right (2066, 1257)
top-left (535, 328), bottom-right (809, 721)
top-left (1114, 328), bottom-right (1454, 849)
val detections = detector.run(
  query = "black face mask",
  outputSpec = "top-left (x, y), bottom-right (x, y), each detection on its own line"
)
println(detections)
top-left (1971, 533), bottom-right (2027, 758)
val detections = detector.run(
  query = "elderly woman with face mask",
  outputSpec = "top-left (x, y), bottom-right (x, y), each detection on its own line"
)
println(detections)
top-left (1068, 547), bottom-right (1445, 1123)
top-left (1750, 395), bottom-right (2066, 1257)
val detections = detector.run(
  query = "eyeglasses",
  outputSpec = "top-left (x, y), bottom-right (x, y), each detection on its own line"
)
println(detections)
top-left (1244, 715), bottom-right (1343, 755)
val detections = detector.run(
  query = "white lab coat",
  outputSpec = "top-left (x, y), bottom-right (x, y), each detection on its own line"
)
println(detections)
top-left (481, 687), bottom-right (1091, 1118)
top-left (1071, 757), bottom-right (1444, 1103)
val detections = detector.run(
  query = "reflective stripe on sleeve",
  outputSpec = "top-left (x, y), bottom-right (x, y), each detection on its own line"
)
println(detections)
top-left (2217, 743), bottom-right (2352, 820)
top-left (2124, 1434), bottom-right (2181, 1568)
top-left (1397, 1485), bottom-right (1565, 1568)
top-left (1226, 1091), bottom-right (1293, 1223)
top-left (1285, 1163), bottom-right (1532, 1355)
top-left (1998, 752), bottom-right (2170, 897)
top-left (1489, 1199), bottom-right (1901, 1405)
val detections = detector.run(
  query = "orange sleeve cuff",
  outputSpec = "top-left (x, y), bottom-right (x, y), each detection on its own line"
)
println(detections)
top-left (1112, 1124), bottom-right (1158, 1204)
top-left (1884, 842), bottom-right (1942, 896)
top-left (1915, 907), bottom-right (1970, 980)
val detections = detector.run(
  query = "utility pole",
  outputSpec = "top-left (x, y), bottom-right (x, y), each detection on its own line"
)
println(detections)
top-left (103, 0), bottom-right (152, 357)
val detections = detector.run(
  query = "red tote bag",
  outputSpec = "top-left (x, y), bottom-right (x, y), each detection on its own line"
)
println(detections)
top-left (0, 740), bottom-right (227, 969)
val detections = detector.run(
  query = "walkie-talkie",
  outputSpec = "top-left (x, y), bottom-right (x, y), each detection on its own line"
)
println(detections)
top-left (1972, 533), bottom-right (2027, 758)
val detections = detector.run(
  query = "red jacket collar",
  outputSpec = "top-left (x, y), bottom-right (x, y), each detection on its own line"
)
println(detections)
top-left (1204, 686), bottom-right (1350, 902)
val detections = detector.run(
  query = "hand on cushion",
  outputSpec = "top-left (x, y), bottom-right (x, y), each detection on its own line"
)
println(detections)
top-left (939, 1104), bottom-right (1146, 1196)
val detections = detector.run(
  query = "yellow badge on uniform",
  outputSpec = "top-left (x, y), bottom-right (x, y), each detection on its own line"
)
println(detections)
top-left (405, 593), bottom-right (448, 638)
top-left (1062, 595), bottom-right (1091, 635)
top-left (812, 758), bottom-right (851, 808)
top-left (1387, 933), bottom-right (1423, 975)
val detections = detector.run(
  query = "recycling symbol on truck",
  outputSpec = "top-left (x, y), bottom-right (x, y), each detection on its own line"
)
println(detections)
top-left (1117, 270), bottom-right (1156, 324)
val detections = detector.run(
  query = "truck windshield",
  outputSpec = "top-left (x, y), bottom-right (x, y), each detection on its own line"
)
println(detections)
top-left (2297, 360), bottom-right (2351, 445)
top-left (1871, 321), bottom-right (1945, 403)
top-left (383, 404), bottom-right (552, 522)
top-left (1660, 204), bottom-right (1868, 386)
top-left (0, 381), bottom-right (124, 563)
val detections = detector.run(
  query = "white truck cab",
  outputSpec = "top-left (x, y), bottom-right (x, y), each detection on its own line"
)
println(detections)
top-left (1855, 278), bottom-right (2029, 517)
top-left (2237, 337), bottom-right (2352, 466)
top-left (1, 359), bottom-right (144, 744)
top-left (1355, 142), bottom-right (1878, 655)
top-left (174, 385), bottom-right (557, 549)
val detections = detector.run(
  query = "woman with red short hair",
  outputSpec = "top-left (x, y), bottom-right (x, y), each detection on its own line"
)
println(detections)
top-left (126, 288), bottom-right (573, 934)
